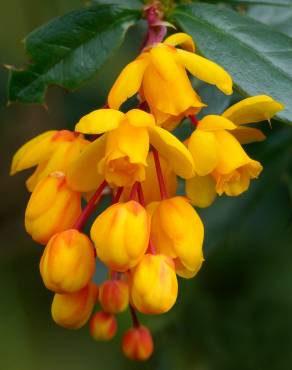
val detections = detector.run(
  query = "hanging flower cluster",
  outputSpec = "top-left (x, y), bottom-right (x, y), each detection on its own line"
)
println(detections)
top-left (10, 4), bottom-right (283, 362)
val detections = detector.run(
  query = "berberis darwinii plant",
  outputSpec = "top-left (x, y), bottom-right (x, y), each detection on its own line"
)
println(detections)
top-left (9, 0), bottom-right (286, 362)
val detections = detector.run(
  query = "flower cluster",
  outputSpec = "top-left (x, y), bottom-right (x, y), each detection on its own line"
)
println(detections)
top-left (11, 5), bottom-right (283, 361)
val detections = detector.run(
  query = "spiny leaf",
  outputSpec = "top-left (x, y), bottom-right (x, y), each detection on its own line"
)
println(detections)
top-left (8, 4), bottom-right (141, 104)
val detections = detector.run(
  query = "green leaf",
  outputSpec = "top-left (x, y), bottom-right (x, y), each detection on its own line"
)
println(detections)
top-left (91, 0), bottom-right (142, 7)
top-left (169, 3), bottom-right (292, 124)
top-left (249, 5), bottom-right (292, 37)
top-left (209, 0), bottom-right (292, 6)
top-left (8, 4), bottom-right (141, 104)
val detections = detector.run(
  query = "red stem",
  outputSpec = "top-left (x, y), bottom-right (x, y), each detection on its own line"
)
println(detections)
top-left (137, 183), bottom-right (156, 255)
top-left (112, 187), bottom-right (123, 204)
top-left (129, 304), bottom-right (140, 328)
top-left (141, 5), bottom-right (166, 50)
top-left (137, 182), bottom-right (145, 207)
top-left (130, 182), bottom-right (139, 201)
top-left (189, 115), bottom-right (199, 126)
top-left (73, 180), bottom-right (107, 231)
top-left (153, 149), bottom-right (168, 200)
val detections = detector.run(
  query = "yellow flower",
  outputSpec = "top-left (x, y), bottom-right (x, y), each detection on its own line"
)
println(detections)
top-left (40, 229), bottom-right (95, 293)
top-left (11, 130), bottom-right (88, 191)
top-left (67, 108), bottom-right (194, 191)
top-left (148, 196), bottom-right (204, 278)
top-left (89, 311), bottom-right (117, 341)
top-left (90, 200), bottom-right (150, 272)
top-left (108, 32), bottom-right (233, 128)
top-left (186, 95), bottom-right (284, 206)
top-left (51, 282), bottom-right (98, 329)
top-left (130, 254), bottom-right (178, 314)
top-left (25, 172), bottom-right (82, 244)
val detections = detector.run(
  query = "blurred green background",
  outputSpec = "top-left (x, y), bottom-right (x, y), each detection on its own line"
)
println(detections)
top-left (1, 1), bottom-right (292, 370)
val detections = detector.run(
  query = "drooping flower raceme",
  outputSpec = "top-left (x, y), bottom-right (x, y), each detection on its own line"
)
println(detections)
top-left (10, 14), bottom-right (285, 363)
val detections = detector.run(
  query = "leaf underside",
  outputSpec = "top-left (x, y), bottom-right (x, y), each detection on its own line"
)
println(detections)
top-left (170, 3), bottom-right (292, 124)
top-left (8, 4), bottom-right (141, 104)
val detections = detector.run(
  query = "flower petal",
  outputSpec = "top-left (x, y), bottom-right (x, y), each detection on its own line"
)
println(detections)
top-left (222, 95), bottom-right (284, 125)
top-left (188, 130), bottom-right (218, 176)
top-left (75, 109), bottom-right (125, 134)
top-left (125, 109), bottom-right (155, 128)
top-left (176, 49), bottom-right (233, 95)
top-left (163, 32), bottom-right (195, 52)
top-left (148, 126), bottom-right (194, 179)
top-left (214, 130), bottom-right (253, 174)
top-left (186, 175), bottom-right (217, 208)
top-left (231, 127), bottom-right (266, 145)
top-left (144, 47), bottom-right (205, 117)
top-left (108, 54), bottom-right (149, 110)
top-left (67, 135), bottom-right (106, 192)
top-left (105, 123), bottom-right (149, 166)
top-left (175, 258), bottom-right (200, 279)
top-left (10, 130), bottom-right (56, 175)
top-left (198, 115), bottom-right (237, 131)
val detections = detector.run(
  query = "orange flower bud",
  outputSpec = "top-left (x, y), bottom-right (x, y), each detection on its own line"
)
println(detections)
top-left (99, 279), bottom-right (129, 314)
top-left (149, 196), bottom-right (204, 278)
top-left (89, 311), bottom-right (117, 341)
top-left (40, 229), bottom-right (95, 293)
top-left (122, 326), bottom-right (153, 361)
top-left (91, 201), bottom-right (150, 272)
top-left (51, 283), bottom-right (98, 329)
top-left (25, 172), bottom-right (81, 245)
top-left (130, 254), bottom-right (178, 314)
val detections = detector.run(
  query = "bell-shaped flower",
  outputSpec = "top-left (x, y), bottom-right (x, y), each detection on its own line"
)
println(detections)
top-left (25, 172), bottom-right (82, 244)
top-left (148, 196), bottom-right (204, 278)
top-left (67, 108), bottom-right (194, 191)
top-left (11, 130), bottom-right (89, 191)
top-left (130, 254), bottom-right (178, 314)
top-left (186, 95), bottom-right (284, 206)
top-left (90, 200), bottom-right (150, 272)
top-left (108, 32), bottom-right (233, 128)
top-left (40, 229), bottom-right (95, 293)
top-left (51, 282), bottom-right (98, 329)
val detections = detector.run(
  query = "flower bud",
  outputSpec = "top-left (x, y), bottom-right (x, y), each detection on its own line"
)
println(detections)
top-left (51, 283), bottom-right (98, 329)
top-left (25, 172), bottom-right (81, 245)
top-left (91, 201), bottom-right (150, 272)
top-left (40, 229), bottom-right (95, 293)
top-left (122, 326), bottom-right (153, 361)
top-left (149, 196), bottom-right (204, 278)
top-left (130, 254), bottom-right (178, 314)
top-left (89, 311), bottom-right (117, 341)
top-left (99, 279), bottom-right (129, 314)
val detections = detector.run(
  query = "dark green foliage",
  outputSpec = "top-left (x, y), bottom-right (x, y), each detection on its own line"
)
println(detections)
top-left (169, 3), bottom-right (292, 124)
top-left (8, 4), bottom-right (141, 104)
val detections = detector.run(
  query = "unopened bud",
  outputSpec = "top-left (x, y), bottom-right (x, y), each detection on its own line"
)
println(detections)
top-left (99, 279), bottom-right (129, 314)
top-left (89, 311), bottom-right (117, 341)
top-left (122, 326), bottom-right (153, 361)
top-left (25, 172), bottom-right (81, 245)
top-left (40, 229), bottom-right (95, 293)
top-left (91, 201), bottom-right (150, 272)
top-left (130, 254), bottom-right (178, 314)
top-left (51, 283), bottom-right (98, 329)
